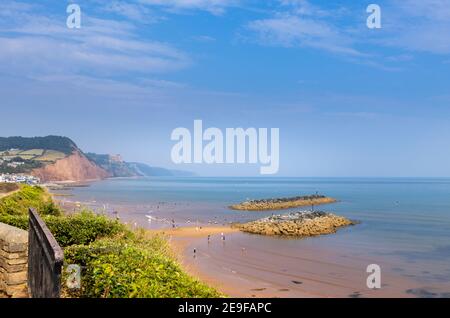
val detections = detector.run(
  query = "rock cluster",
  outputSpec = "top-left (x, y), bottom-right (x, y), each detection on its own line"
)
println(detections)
top-left (233, 211), bottom-right (356, 237)
top-left (230, 195), bottom-right (337, 211)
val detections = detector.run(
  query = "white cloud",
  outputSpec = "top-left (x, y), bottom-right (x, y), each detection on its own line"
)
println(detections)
top-left (138, 0), bottom-right (239, 15)
top-left (103, 1), bottom-right (161, 23)
top-left (0, 2), bottom-right (190, 80)
top-left (386, 27), bottom-right (450, 55)
top-left (385, 54), bottom-right (414, 62)
top-left (247, 13), bottom-right (365, 57)
top-left (278, 0), bottom-right (331, 17)
top-left (191, 35), bottom-right (217, 42)
top-left (377, 0), bottom-right (450, 55)
top-left (396, 0), bottom-right (450, 21)
top-left (245, 0), bottom-right (450, 69)
top-left (244, 0), bottom-right (372, 59)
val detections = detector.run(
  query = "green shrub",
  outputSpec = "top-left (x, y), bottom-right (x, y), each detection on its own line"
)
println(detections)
top-left (0, 214), bottom-right (28, 229)
top-left (45, 212), bottom-right (130, 247)
top-left (0, 184), bottom-right (220, 298)
top-left (0, 185), bottom-right (60, 216)
top-left (0, 211), bottom-right (129, 247)
top-left (63, 235), bottom-right (221, 298)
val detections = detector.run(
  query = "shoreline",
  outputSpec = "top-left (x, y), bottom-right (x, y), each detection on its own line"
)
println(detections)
top-left (48, 181), bottom-right (450, 299)
top-left (150, 225), bottom-right (254, 297)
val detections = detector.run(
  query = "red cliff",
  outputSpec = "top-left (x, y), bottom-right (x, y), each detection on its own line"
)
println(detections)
top-left (32, 151), bottom-right (110, 182)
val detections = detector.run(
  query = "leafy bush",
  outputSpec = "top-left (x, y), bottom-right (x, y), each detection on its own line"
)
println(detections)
top-left (0, 211), bottom-right (129, 247)
top-left (0, 184), bottom-right (220, 298)
top-left (0, 214), bottom-right (28, 229)
top-left (63, 235), bottom-right (221, 298)
top-left (46, 212), bottom-right (129, 247)
top-left (0, 185), bottom-right (60, 216)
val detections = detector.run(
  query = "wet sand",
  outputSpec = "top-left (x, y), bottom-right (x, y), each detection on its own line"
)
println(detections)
top-left (150, 226), bottom-right (239, 253)
top-left (158, 225), bottom-right (449, 298)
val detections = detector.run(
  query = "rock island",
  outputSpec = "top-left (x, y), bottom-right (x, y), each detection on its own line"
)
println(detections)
top-left (230, 195), bottom-right (337, 211)
top-left (233, 211), bottom-right (356, 237)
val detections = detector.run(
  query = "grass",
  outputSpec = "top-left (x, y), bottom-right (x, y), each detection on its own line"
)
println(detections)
top-left (0, 184), bottom-right (60, 216)
top-left (0, 183), bottom-right (19, 194)
top-left (36, 150), bottom-right (66, 162)
top-left (18, 149), bottom-right (44, 156)
top-left (0, 185), bottom-right (220, 298)
top-left (0, 150), bottom-right (20, 156)
top-left (0, 148), bottom-right (66, 163)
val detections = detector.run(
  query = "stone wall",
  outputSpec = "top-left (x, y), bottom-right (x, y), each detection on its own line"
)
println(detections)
top-left (0, 222), bottom-right (28, 298)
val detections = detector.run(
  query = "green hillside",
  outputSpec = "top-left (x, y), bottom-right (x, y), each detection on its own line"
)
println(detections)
top-left (0, 136), bottom-right (79, 174)
top-left (0, 136), bottom-right (77, 155)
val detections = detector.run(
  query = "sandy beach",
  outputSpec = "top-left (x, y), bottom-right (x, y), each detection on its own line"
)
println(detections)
top-left (154, 225), bottom-right (450, 298)
top-left (150, 226), bottom-right (239, 253)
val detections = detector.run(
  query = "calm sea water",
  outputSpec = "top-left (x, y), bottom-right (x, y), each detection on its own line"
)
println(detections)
top-left (64, 177), bottom-right (450, 289)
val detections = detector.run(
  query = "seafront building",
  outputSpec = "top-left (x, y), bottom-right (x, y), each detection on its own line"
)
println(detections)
top-left (0, 174), bottom-right (40, 185)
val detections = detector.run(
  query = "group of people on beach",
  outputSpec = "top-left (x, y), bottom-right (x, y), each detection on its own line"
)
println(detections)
top-left (193, 232), bottom-right (227, 258)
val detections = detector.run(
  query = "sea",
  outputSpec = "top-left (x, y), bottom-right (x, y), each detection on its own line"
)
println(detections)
top-left (58, 177), bottom-right (450, 297)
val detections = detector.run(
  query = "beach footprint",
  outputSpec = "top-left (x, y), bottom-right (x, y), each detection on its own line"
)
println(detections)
top-left (349, 291), bottom-right (362, 298)
top-left (405, 288), bottom-right (450, 298)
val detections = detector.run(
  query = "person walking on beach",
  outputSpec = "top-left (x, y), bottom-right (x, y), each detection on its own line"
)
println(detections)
top-left (207, 235), bottom-right (211, 244)
top-left (193, 248), bottom-right (197, 258)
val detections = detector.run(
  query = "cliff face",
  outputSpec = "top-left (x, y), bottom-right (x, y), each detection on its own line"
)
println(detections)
top-left (86, 153), bottom-right (196, 177)
top-left (32, 151), bottom-right (110, 182)
top-left (85, 153), bottom-right (139, 178)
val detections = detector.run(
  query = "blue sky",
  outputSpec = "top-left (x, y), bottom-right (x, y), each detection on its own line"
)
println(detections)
top-left (1, 0), bottom-right (450, 177)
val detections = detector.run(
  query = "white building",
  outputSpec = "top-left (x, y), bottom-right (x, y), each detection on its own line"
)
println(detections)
top-left (0, 174), bottom-right (40, 185)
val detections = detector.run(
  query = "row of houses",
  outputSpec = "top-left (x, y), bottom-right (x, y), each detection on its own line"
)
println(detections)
top-left (0, 160), bottom-right (25, 168)
top-left (0, 174), bottom-right (40, 185)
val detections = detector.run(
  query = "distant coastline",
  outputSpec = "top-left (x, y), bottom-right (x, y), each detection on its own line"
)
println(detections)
top-left (0, 135), bottom-right (195, 184)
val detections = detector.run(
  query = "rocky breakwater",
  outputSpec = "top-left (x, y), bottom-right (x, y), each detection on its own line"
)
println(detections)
top-left (230, 195), bottom-right (337, 211)
top-left (233, 211), bottom-right (357, 237)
